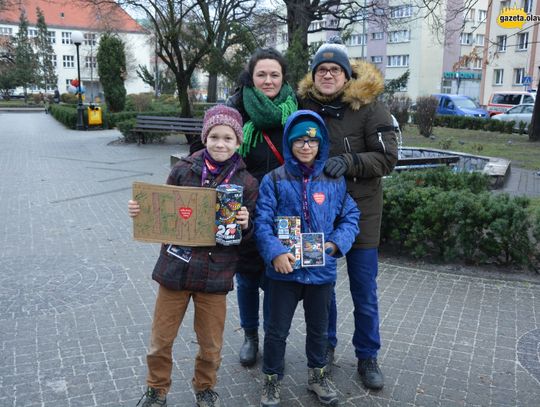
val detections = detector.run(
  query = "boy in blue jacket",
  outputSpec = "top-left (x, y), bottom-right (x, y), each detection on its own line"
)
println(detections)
top-left (254, 110), bottom-right (360, 407)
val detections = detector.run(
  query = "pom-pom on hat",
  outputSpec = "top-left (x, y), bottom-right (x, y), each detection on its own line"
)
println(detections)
top-left (287, 119), bottom-right (323, 149)
top-left (201, 104), bottom-right (244, 144)
top-left (311, 36), bottom-right (352, 80)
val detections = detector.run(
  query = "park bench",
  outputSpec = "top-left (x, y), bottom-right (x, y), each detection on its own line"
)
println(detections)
top-left (132, 115), bottom-right (203, 145)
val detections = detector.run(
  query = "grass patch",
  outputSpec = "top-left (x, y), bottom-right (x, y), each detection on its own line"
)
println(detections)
top-left (402, 125), bottom-right (540, 170)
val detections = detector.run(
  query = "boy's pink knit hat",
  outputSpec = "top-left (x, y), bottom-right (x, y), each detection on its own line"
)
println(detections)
top-left (201, 105), bottom-right (244, 144)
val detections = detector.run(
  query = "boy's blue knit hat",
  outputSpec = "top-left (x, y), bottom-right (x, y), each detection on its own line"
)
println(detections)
top-left (287, 119), bottom-right (323, 148)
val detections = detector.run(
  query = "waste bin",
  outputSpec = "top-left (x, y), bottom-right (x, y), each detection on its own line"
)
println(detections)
top-left (87, 105), bottom-right (102, 126)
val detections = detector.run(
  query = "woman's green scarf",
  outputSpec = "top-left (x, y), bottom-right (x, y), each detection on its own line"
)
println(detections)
top-left (238, 83), bottom-right (298, 157)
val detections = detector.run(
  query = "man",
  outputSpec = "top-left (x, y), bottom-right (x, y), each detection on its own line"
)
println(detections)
top-left (297, 39), bottom-right (398, 390)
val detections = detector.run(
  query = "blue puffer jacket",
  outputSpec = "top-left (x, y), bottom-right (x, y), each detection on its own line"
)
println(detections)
top-left (254, 110), bottom-right (360, 285)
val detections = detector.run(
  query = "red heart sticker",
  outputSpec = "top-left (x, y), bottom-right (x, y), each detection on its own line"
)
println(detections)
top-left (313, 192), bottom-right (325, 205)
top-left (178, 207), bottom-right (193, 220)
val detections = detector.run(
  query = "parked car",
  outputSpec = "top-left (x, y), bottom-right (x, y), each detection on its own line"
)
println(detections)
top-left (487, 91), bottom-right (535, 116)
top-left (490, 103), bottom-right (534, 132)
top-left (432, 94), bottom-right (488, 117)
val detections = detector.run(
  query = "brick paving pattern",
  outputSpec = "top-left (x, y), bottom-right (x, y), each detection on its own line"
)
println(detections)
top-left (1, 112), bottom-right (540, 406)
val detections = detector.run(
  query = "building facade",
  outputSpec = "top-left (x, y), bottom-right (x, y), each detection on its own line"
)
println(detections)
top-left (480, 0), bottom-right (538, 105)
top-left (0, 0), bottom-right (153, 100)
top-left (271, 0), bottom-right (490, 103)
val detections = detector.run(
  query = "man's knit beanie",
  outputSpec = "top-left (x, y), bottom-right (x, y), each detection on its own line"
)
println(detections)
top-left (201, 105), bottom-right (244, 144)
top-left (311, 36), bottom-right (352, 80)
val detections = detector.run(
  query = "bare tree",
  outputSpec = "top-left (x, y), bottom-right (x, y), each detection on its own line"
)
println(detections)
top-left (88, 0), bottom-right (257, 116)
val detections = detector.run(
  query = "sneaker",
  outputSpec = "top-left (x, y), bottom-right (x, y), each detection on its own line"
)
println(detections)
top-left (261, 374), bottom-right (281, 407)
top-left (195, 388), bottom-right (220, 407)
top-left (357, 357), bottom-right (384, 390)
top-left (307, 366), bottom-right (338, 405)
top-left (136, 387), bottom-right (167, 407)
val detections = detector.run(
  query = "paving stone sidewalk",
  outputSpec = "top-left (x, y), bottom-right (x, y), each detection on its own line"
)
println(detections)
top-left (1, 112), bottom-right (540, 407)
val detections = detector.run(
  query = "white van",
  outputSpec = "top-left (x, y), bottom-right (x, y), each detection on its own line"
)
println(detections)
top-left (487, 91), bottom-right (535, 116)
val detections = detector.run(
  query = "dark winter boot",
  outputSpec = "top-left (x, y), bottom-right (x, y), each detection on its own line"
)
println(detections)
top-left (239, 328), bottom-right (258, 366)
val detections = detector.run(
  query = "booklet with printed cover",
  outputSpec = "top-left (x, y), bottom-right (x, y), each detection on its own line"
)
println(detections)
top-left (275, 216), bottom-right (302, 269)
top-left (301, 232), bottom-right (325, 267)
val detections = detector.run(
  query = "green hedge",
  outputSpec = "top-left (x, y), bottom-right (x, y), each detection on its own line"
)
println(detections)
top-left (382, 167), bottom-right (540, 267)
top-left (433, 115), bottom-right (515, 133)
top-left (49, 103), bottom-right (109, 129)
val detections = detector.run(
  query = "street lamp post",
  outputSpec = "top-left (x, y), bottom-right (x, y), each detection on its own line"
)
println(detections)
top-left (72, 31), bottom-right (85, 130)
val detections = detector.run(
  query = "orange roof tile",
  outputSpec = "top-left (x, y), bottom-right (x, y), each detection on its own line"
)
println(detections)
top-left (0, 0), bottom-right (144, 33)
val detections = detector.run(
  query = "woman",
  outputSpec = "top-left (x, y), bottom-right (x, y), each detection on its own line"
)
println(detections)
top-left (228, 48), bottom-right (298, 367)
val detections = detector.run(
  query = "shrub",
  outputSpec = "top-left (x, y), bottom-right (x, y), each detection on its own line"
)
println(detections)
top-left (415, 96), bottom-right (438, 137)
top-left (387, 95), bottom-right (411, 130)
top-left (116, 119), bottom-right (138, 142)
top-left (60, 93), bottom-right (78, 104)
top-left (126, 93), bottom-right (154, 112)
top-left (381, 168), bottom-right (539, 267)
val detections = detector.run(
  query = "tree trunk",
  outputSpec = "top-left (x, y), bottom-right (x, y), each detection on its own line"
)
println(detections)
top-left (529, 77), bottom-right (540, 141)
top-left (176, 79), bottom-right (192, 118)
top-left (207, 74), bottom-right (218, 103)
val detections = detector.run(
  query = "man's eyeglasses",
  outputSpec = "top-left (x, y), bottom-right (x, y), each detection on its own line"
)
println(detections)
top-left (315, 66), bottom-right (343, 77)
top-left (292, 138), bottom-right (320, 148)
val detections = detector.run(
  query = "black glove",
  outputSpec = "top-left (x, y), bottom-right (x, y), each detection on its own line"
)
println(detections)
top-left (324, 155), bottom-right (348, 178)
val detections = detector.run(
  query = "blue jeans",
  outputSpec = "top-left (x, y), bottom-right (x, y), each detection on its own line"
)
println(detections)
top-left (263, 279), bottom-right (332, 379)
top-left (327, 247), bottom-right (380, 359)
top-left (235, 272), bottom-right (269, 333)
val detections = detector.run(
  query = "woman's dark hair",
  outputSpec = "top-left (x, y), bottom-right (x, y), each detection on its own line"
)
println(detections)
top-left (238, 48), bottom-right (287, 87)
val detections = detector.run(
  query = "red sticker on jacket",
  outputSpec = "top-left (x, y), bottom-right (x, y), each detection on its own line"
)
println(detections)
top-left (178, 207), bottom-right (193, 219)
top-left (313, 192), bottom-right (325, 204)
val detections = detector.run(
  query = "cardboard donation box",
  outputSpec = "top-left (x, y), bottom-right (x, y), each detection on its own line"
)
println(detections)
top-left (132, 181), bottom-right (217, 246)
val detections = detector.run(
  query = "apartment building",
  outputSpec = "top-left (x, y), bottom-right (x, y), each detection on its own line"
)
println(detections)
top-left (0, 0), bottom-right (152, 99)
top-left (479, 0), bottom-right (538, 105)
top-left (271, 0), bottom-right (489, 102)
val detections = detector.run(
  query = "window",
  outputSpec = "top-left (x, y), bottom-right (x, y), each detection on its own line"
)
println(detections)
top-left (473, 58), bottom-right (482, 70)
top-left (371, 56), bottom-right (383, 64)
top-left (0, 27), bottom-right (13, 35)
top-left (388, 30), bottom-right (410, 43)
top-left (475, 34), bottom-right (484, 46)
top-left (329, 19), bottom-right (338, 27)
top-left (85, 56), bottom-right (97, 68)
top-left (51, 54), bottom-right (57, 67)
top-left (523, 0), bottom-right (533, 13)
top-left (47, 31), bottom-right (56, 44)
top-left (347, 34), bottom-right (367, 46)
top-left (28, 29), bottom-right (38, 37)
top-left (517, 32), bottom-right (529, 50)
top-left (372, 32), bottom-right (384, 40)
top-left (514, 68), bottom-right (525, 85)
top-left (63, 55), bottom-right (75, 68)
top-left (61, 31), bottom-right (72, 44)
top-left (390, 5), bottom-right (413, 18)
top-left (460, 32), bottom-right (472, 45)
top-left (524, 95), bottom-right (535, 103)
top-left (493, 69), bottom-right (504, 85)
top-left (84, 33), bottom-right (96, 46)
top-left (500, 0), bottom-right (510, 11)
top-left (387, 55), bottom-right (409, 67)
top-left (497, 35), bottom-right (507, 52)
top-left (477, 10), bottom-right (487, 22)
top-left (465, 9), bottom-right (475, 21)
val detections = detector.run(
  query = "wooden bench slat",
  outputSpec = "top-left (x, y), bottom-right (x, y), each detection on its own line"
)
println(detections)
top-left (132, 115), bottom-right (204, 145)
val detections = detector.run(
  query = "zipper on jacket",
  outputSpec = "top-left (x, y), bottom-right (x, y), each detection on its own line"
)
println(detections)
top-left (377, 132), bottom-right (387, 154)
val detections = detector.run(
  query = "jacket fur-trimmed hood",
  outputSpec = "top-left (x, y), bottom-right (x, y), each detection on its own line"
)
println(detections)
top-left (297, 60), bottom-right (384, 111)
